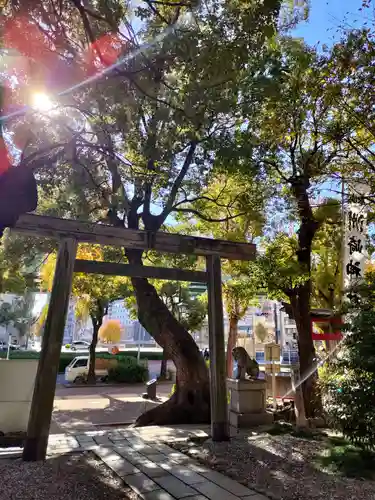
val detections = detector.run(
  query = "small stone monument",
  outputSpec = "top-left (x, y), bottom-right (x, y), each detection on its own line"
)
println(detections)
top-left (229, 347), bottom-right (273, 429)
top-left (142, 378), bottom-right (157, 400)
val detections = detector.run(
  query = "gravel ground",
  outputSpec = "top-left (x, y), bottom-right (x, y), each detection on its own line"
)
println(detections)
top-left (0, 452), bottom-right (139, 500)
top-left (171, 433), bottom-right (375, 500)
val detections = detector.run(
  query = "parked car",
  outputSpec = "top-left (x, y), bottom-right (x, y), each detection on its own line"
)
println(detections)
top-left (10, 342), bottom-right (21, 350)
top-left (65, 356), bottom-right (115, 383)
top-left (0, 341), bottom-right (7, 351)
top-left (67, 340), bottom-right (91, 351)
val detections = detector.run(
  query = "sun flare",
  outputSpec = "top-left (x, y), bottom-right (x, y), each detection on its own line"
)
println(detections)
top-left (31, 92), bottom-right (54, 112)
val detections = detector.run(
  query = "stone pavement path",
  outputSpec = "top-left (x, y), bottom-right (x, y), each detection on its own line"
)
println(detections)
top-left (47, 427), bottom-right (270, 500)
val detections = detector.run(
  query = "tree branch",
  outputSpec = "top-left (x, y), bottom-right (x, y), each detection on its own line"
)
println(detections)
top-left (346, 137), bottom-right (375, 171)
top-left (144, 0), bottom-right (170, 24)
top-left (173, 207), bottom-right (247, 223)
top-left (160, 141), bottom-right (197, 219)
top-left (318, 288), bottom-right (330, 305)
top-left (262, 159), bottom-right (289, 182)
top-left (172, 192), bottom-right (240, 211)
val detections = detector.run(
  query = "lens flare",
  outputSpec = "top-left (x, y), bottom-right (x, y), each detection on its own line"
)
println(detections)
top-left (31, 92), bottom-right (53, 112)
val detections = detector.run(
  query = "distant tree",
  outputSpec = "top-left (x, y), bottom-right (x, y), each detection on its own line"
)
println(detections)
top-left (176, 173), bottom-right (268, 376)
top-left (40, 244), bottom-right (130, 383)
top-left (254, 321), bottom-right (268, 344)
top-left (98, 319), bottom-right (122, 344)
top-left (0, 301), bottom-right (18, 334)
top-left (0, 295), bottom-right (32, 343)
top-left (157, 280), bottom-right (206, 379)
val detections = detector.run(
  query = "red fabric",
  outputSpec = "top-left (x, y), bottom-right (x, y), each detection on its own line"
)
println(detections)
top-left (4, 16), bottom-right (125, 94)
top-left (86, 33), bottom-right (123, 75)
top-left (0, 139), bottom-right (11, 175)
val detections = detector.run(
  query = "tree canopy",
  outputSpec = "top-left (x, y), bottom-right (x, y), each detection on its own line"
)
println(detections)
top-left (3, 0), bottom-right (375, 425)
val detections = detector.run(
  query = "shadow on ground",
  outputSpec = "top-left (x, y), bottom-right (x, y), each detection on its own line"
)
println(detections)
top-left (174, 432), bottom-right (375, 500)
top-left (52, 394), bottom-right (164, 433)
top-left (0, 452), bottom-right (135, 500)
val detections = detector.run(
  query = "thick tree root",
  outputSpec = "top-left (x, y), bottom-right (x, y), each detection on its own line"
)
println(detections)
top-left (134, 392), bottom-right (210, 427)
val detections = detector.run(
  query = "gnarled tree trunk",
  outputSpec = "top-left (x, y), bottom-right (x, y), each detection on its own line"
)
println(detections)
top-left (128, 250), bottom-right (210, 426)
top-left (159, 348), bottom-right (168, 380)
top-left (226, 315), bottom-right (238, 377)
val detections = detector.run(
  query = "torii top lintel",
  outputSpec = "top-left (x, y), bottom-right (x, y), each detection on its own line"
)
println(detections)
top-left (13, 214), bottom-right (256, 261)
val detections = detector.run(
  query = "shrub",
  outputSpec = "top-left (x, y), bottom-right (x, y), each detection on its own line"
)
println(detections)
top-left (314, 437), bottom-right (375, 479)
top-left (108, 362), bottom-right (148, 383)
top-left (320, 308), bottom-right (375, 450)
top-left (115, 354), bottom-right (138, 366)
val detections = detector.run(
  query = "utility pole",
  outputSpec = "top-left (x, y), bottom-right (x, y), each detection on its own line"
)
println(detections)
top-left (274, 302), bottom-right (279, 344)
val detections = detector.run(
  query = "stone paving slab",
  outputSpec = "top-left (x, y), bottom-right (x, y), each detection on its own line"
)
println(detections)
top-left (153, 474), bottom-right (198, 498)
top-left (193, 481), bottom-right (241, 500)
top-left (200, 469), bottom-right (257, 496)
top-left (242, 496), bottom-right (270, 500)
top-left (142, 490), bottom-right (176, 500)
top-left (145, 452), bottom-right (170, 462)
top-left (179, 497), bottom-right (207, 500)
top-left (46, 426), bottom-right (270, 500)
top-left (94, 447), bottom-right (122, 462)
top-left (123, 472), bottom-right (161, 494)
top-left (105, 457), bottom-right (141, 476)
top-left (132, 458), bottom-right (167, 478)
top-left (159, 462), bottom-right (206, 485)
top-left (116, 446), bottom-right (151, 464)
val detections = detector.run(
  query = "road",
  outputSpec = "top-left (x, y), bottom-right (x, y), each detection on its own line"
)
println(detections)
top-left (53, 359), bottom-right (175, 433)
top-left (51, 382), bottom-right (173, 434)
top-left (60, 345), bottom-right (165, 354)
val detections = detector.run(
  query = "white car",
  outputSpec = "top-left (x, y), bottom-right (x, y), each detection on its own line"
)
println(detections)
top-left (68, 340), bottom-right (91, 351)
top-left (65, 356), bottom-right (108, 383)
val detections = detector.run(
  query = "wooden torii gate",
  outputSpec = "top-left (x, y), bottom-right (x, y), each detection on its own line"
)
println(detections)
top-left (12, 214), bottom-right (255, 461)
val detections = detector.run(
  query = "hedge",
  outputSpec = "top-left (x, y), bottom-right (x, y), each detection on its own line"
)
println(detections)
top-left (108, 363), bottom-right (149, 383)
top-left (0, 349), bottom-right (166, 373)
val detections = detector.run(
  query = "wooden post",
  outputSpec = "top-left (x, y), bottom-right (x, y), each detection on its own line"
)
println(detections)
top-left (272, 362), bottom-right (277, 410)
top-left (206, 255), bottom-right (229, 441)
top-left (292, 366), bottom-right (308, 428)
top-left (23, 238), bottom-right (77, 461)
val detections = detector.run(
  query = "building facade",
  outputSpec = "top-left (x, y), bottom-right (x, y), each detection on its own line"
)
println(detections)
top-left (63, 300), bottom-right (77, 344)
top-left (193, 298), bottom-right (299, 364)
top-left (107, 299), bottom-right (155, 345)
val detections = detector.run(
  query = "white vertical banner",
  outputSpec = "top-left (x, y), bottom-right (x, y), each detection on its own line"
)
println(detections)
top-left (343, 183), bottom-right (369, 307)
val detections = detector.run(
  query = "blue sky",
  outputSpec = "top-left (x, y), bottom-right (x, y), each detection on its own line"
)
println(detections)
top-left (292, 0), bottom-right (366, 47)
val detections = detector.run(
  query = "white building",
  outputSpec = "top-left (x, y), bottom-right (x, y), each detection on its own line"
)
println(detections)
top-left (33, 293), bottom-right (77, 344)
top-left (107, 299), bottom-right (155, 345)
top-left (0, 293), bottom-right (35, 343)
top-left (63, 300), bottom-right (77, 344)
